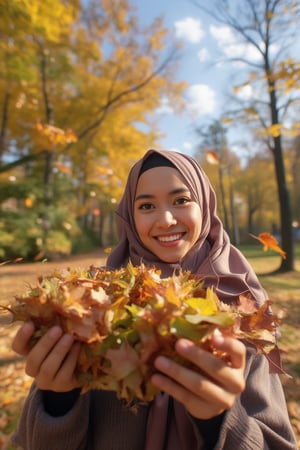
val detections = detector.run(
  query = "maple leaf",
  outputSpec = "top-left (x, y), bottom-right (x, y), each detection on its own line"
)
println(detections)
top-left (104, 342), bottom-right (140, 380)
top-left (249, 232), bottom-right (287, 259)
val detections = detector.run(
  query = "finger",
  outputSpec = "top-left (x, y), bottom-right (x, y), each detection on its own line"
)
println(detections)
top-left (34, 333), bottom-right (75, 383)
top-left (53, 342), bottom-right (81, 390)
top-left (12, 321), bottom-right (35, 355)
top-left (151, 370), bottom-right (227, 419)
top-left (61, 342), bottom-right (81, 379)
top-left (211, 331), bottom-right (246, 369)
top-left (25, 326), bottom-right (63, 377)
top-left (153, 355), bottom-right (231, 404)
top-left (174, 339), bottom-right (245, 393)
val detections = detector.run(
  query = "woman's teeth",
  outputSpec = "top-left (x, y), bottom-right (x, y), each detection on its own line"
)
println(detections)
top-left (157, 233), bottom-right (182, 243)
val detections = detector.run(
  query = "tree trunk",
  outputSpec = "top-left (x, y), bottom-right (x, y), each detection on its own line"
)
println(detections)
top-left (272, 135), bottom-right (294, 271)
top-left (0, 89), bottom-right (10, 165)
top-left (218, 165), bottom-right (230, 234)
top-left (268, 86), bottom-right (294, 271)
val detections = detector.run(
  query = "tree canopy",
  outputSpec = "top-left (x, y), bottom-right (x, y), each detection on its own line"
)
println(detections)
top-left (0, 0), bottom-right (186, 259)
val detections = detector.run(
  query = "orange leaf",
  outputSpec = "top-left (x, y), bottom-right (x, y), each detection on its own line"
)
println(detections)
top-left (249, 232), bottom-right (286, 259)
top-left (206, 150), bottom-right (219, 165)
top-left (104, 342), bottom-right (140, 380)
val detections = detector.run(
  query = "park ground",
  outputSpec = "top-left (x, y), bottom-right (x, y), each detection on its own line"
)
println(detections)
top-left (0, 247), bottom-right (299, 449)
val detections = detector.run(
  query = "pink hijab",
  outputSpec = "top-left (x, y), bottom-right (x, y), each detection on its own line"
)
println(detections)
top-left (106, 148), bottom-right (269, 450)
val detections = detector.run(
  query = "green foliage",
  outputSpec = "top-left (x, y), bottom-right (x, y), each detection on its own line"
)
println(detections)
top-left (71, 228), bottom-right (100, 254)
top-left (44, 230), bottom-right (72, 258)
top-left (0, 185), bottom-right (82, 261)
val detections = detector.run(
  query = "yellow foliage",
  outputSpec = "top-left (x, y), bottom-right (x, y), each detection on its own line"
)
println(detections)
top-left (0, 0), bottom-right (187, 213)
top-left (267, 123), bottom-right (283, 137)
top-left (221, 117), bottom-right (233, 124)
top-left (35, 123), bottom-right (77, 146)
top-left (245, 107), bottom-right (258, 116)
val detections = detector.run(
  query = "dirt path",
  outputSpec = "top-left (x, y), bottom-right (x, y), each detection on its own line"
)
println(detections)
top-left (1, 250), bottom-right (107, 300)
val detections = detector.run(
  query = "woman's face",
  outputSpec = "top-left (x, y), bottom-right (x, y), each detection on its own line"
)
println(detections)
top-left (133, 166), bottom-right (202, 263)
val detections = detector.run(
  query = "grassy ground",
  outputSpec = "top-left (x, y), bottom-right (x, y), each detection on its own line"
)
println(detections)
top-left (0, 246), bottom-right (299, 449)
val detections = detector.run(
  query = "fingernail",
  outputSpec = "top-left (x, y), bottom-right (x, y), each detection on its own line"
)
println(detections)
top-left (60, 334), bottom-right (74, 347)
top-left (212, 328), bottom-right (224, 345)
top-left (155, 356), bottom-right (170, 370)
top-left (176, 338), bottom-right (193, 350)
top-left (22, 322), bottom-right (34, 335)
top-left (49, 326), bottom-right (63, 339)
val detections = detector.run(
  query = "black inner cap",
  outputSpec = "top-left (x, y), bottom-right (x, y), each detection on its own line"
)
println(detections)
top-left (139, 153), bottom-right (176, 175)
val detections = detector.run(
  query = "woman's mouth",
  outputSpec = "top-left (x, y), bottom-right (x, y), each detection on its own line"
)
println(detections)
top-left (155, 233), bottom-right (184, 243)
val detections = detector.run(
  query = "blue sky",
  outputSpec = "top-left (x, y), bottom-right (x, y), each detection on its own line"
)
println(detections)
top-left (130, 0), bottom-right (250, 157)
top-left (129, 0), bottom-right (300, 162)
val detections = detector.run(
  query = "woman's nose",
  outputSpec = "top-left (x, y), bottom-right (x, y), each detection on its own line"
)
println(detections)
top-left (156, 210), bottom-right (177, 227)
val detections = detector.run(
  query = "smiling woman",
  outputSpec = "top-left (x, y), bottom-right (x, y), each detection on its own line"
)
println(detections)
top-left (11, 149), bottom-right (297, 450)
top-left (133, 161), bottom-right (202, 263)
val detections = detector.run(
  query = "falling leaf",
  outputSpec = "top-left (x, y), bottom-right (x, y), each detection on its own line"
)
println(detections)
top-left (249, 232), bottom-right (287, 259)
top-left (206, 150), bottom-right (219, 165)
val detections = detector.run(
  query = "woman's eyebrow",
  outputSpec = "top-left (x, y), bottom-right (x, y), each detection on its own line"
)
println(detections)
top-left (134, 193), bottom-right (154, 202)
top-left (135, 187), bottom-right (190, 202)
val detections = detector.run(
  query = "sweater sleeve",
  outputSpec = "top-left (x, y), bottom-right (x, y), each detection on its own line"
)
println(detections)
top-left (42, 388), bottom-right (81, 417)
top-left (214, 349), bottom-right (297, 450)
top-left (193, 412), bottom-right (226, 449)
top-left (12, 383), bottom-right (90, 450)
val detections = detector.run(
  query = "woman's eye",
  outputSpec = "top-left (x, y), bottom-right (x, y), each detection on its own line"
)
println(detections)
top-left (175, 197), bottom-right (190, 205)
top-left (139, 203), bottom-right (154, 210)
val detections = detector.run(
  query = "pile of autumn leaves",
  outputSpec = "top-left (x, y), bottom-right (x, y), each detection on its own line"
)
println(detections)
top-left (4, 263), bottom-right (277, 402)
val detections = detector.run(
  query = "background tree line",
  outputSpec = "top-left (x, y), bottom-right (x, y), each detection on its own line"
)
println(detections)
top-left (1, 0), bottom-right (300, 271)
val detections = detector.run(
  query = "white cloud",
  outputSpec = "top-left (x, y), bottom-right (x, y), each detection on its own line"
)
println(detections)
top-left (174, 17), bottom-right (205, 44)
top-left (197, 48), bottom-right (210, 62)
top-left (210, 25), bottom-right (261, 62)
top-left (185, 84), bottom-right (216, 117)
top-left (156, 96), bottom-right (174, 115)
top-left (182, 141), bottom-right (193, 151)
top-left (235, 84), bottom-right (253, 100)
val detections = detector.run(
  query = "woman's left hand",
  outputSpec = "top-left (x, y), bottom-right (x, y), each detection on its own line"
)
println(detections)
top-left (151, 330), bottom-right (246, 419)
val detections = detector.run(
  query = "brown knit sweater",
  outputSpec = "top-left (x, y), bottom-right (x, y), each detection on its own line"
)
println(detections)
top-left (12, 349), bottom-right (297, 450)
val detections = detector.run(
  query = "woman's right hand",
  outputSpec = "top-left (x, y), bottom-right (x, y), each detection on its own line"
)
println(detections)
top-left (12, 322), bottom-right (81, 392)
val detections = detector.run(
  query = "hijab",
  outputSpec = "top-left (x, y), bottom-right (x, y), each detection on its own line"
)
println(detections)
top-left (106, 148), bottom-right (273, 450)
top-left (107, 148), bottom-right (268, 305)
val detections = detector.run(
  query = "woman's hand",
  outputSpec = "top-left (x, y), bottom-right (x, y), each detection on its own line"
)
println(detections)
top-left (12, 322), bottom-right (81, 392)
top-left (151, 330), bottom-right (246, 419)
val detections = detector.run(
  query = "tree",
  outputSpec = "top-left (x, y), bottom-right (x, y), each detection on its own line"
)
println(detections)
top-left (290, 136), bottom-right (300, 225)
top-left (195, 120), bottom-right (241, 245)
top-left (236, 155), bottom-right (278, 237)
top-left (192, 0), bottom-right (300, 271)
top-left (0, 0), bottom-right (187, 259)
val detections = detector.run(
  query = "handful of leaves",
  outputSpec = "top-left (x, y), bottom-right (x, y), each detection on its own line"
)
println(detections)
top-left (2, 263), bottom-right (278, 402)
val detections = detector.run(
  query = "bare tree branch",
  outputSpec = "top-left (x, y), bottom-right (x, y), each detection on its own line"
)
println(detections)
top-left (74, 46), bottom-right (179, 142)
